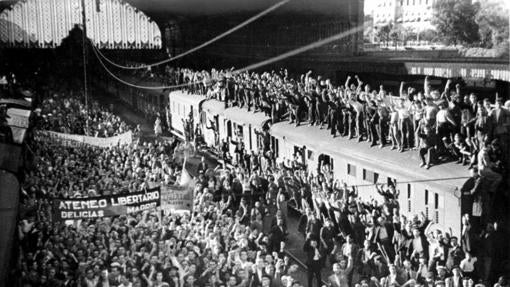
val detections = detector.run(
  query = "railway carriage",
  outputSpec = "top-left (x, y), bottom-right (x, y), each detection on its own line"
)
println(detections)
top-left (169, 92), bottom-right (466, 236)
top-left (168, 91), bottom-right (205, 139)
top-left (270, 121), bottom-right (465, 236)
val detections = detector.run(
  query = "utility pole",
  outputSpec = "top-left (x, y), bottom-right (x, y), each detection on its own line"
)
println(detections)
top-left (81, 0), bottom-right (90, 135)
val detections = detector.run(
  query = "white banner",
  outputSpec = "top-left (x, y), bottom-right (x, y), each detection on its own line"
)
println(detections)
top-left (37, 130), bottom-right (133, 148)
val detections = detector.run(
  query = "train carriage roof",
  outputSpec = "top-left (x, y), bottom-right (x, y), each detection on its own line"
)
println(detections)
top-left (201, 99), bottom-right (226, 115)
top-left (169, 91), bottom-right (206, 107)
top-left (270, 122), bottom-right (469, 192)
top-left (223, 107), bottom-right (271, 129)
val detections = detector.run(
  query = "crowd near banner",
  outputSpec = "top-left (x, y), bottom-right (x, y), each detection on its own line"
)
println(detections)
top-left (52, 187), bottom-right (161, 220)
top-left (35, 130), bottom-right (133, 147)
top-left (160, 185), bottom-right (194, 215)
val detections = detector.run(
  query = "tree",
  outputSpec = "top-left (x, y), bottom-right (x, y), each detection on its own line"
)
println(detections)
top-left (432, 0), bottom-right (480, 46)
top-left (389, 26), bottom-right (401, 48)
top-left (402, 27), bottom-right (416, 45)
top-left (475, 1), bottom-right (509, 48)
top-left (420, 29), bottom-right (438, 43)
top-left (376, 22), bottom-right (393, 46)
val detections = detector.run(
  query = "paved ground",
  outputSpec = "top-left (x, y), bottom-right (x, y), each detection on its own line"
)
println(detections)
top-left (92, 86), bottom-right (329, 286)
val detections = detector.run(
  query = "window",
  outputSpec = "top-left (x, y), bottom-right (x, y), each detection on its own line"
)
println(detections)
top-left (200, 112), bottom-right (206, 124)
top-left (407, 184), bottom-right (411, 199)
top-left (227, 121), bottom-right (232, 138)
top-left (408, 200), bottom-right (412, 212)
top-left (434, 193), bottom-right (439, 209)
top-left (435, 210), bottom-right (439, 223)
top-left (363, 169), bottom-right (379, 183)
top-left (249, 127), bottom-right (253, 150)
top-left (347, 163), bottom-right (356, 177)
top-left (425, 189), bottom-right (429, 205)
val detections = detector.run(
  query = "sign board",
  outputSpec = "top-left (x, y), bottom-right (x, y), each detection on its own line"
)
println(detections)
top-left (160, 185), bottom-right (193, 215)
top-left (52, 187), bottom-right (161, 220)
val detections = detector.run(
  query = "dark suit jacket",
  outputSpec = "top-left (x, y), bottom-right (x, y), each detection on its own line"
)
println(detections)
top-left (270, 225), bottom-right (286, 251)
top-left (251, 268), bottom-right (267, 287)
top-left (197, 162), bottom-right (208, 173)
top-left (303, 239), bottom-right (326, 270)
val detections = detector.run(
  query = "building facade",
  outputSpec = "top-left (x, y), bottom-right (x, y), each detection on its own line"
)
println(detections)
top-left (367, 0), bottom-right (436, 31)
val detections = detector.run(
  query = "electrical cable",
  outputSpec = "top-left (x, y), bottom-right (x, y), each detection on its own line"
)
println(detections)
top-left (94, 0), bottom-right (290, 70)
top-left (92, 45), bottom-right (200, 90)
top-left (92, 24), bottom-right (366, 90)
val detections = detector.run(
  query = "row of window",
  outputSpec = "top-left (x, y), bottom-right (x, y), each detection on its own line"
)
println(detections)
top-left (378, 0), bottom-right (432, 7)
top-left (348, 162), bottom-right (441, 223)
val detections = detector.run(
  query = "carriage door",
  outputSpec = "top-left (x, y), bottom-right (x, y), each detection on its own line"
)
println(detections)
top-left (271, 136), bottom-right (279, 159)
top-left (318, 154), bottom-right (334, 177)
top-left (293, 146), bottom-right (305, 169)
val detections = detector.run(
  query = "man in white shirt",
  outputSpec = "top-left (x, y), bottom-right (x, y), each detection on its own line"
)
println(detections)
top-left (460, 252), bottom-right (477, 279)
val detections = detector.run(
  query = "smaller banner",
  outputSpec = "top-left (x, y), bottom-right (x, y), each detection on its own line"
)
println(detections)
top-left (160, 185), bottom-right (193, 215)
top-left (36, 130), bottom-right (133, 148)
top-left (52, 187), bottom-right (161, 220)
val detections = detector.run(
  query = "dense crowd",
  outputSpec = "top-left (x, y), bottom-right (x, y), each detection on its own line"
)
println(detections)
top-left (15, 68), bottom-right (510, 287)
top-left (163, 67), bottom-right (510, 178)
top-left (18, 89), bottom-right (307, 287)
top-left (34, 91), bottom-right (130, 137)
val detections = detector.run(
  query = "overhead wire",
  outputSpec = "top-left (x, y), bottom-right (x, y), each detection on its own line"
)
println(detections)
top-left (94, 0), bottom-right (290, 70)
top-left (92, 45), bottom-right (199, 90)
top-left (92, 24), bottom-right (367, 90)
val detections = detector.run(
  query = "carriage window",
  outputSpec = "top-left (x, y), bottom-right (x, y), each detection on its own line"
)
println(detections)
top-left (272, 137), bottom-right (279, 158)
top-left (200, 112), bottom-right (206, 124)
top-left (347, 163), bottom-right (356, 177)
top-left (363, 170), bottom-right (379, 183)
top-left (387, 177), bottom-right (396, 187)
top-left (249, 127), bottom-right (253, 150)
top-left (227, 121), bottom-right (232, 138)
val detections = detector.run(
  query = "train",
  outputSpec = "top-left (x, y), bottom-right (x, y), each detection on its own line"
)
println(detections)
top-left (168, 90), bottom-right (467, 236)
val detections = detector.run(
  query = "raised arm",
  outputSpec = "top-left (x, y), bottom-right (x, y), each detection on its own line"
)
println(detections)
top-left (424, 76), bottom-right (430, 97)
top-left (345, 75), bottom-right (352, 89)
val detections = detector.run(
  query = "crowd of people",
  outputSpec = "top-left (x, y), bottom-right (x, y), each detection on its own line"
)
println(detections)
top-left (13, 65), bottom-right (509, 287)
top-left (34, 90), bottom-right (130, 137)
top-left (163, 67), bottom-right (510, 178)
top-left (18, 86), bottom-right (307, 287)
